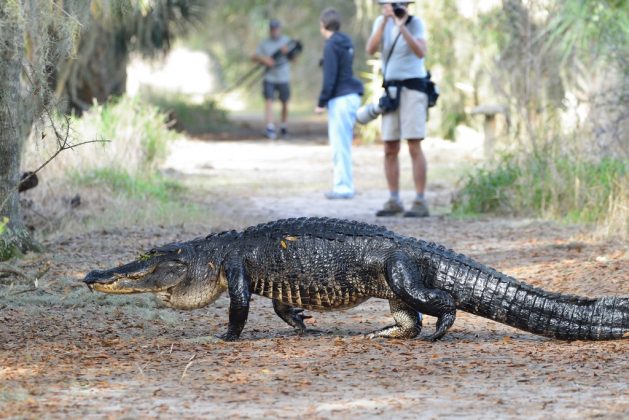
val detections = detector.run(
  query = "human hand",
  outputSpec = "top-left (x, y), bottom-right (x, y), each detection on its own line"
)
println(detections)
top-left (314, 106), bottom-right (326, 114)
top-left (381, 3), bottom-right (394, 18)
top-left (265, 57), bottom-right (276, 67)
top-left (280, 45), bottom-right (289, 54)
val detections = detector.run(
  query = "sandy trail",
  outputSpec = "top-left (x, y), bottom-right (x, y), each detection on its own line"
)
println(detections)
top-left (1, 131), bottom-right (627, 418)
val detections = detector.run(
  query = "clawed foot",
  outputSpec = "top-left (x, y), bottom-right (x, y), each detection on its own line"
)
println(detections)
top-left (217, 331), bottom-right (240, 342)
top-left (288, 308), bottom-right (312, 333)
top-left (365, 324), bottom-right (420, 339)
top-left (423, 311), bottom-right (456, 341)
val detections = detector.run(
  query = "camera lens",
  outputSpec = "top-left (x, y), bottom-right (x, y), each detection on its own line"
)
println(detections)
top-left (393, 4), bottom-right (406, 18)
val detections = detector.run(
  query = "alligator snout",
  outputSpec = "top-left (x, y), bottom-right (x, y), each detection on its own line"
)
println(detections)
top-left (83, 269), bottom-right (115, 285)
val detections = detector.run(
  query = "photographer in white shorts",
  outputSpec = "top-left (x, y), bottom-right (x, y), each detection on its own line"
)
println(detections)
top-left (366, 1), bottom-right (430, 217)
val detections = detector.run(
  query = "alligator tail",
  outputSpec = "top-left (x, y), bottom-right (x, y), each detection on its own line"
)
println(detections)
top-left (431, 255), bottom-right (629, 340)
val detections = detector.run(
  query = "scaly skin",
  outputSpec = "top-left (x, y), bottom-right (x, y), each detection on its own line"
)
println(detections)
top-left (84, 217), bottom-right (629, 341)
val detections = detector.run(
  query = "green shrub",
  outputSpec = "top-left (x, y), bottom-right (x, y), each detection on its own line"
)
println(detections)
top-left (454, 154), bottom-right (628, 234)
top-left (82, 96), bottom-right (176, 172)
top-left (140, 89), bottom-right (228, 135)
top-left (453, 156), bottom-right (521, 214)
top-left (0, 217), bottom-right (7, 235)
top-left (73, 168), bottom-right (184, 202)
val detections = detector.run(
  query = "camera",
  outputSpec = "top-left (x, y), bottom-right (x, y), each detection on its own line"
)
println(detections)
top-left (392, 3), bottom-right (407, 18)
top-left (356, 86), bottom-right (399, 125)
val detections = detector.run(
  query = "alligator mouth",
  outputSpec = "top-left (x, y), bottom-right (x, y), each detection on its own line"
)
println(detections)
top-left (84, 276), bottom-right (140, 294)
top-left (83, 267), bottom-right (155, 294)
top-left (83, 261), bottom-right (187, 294)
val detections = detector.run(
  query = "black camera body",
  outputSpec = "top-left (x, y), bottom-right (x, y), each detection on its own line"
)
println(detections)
top-left (392, 3), bottom-right (407, 18)
top-left (377, 92), bottom-right (399, 113)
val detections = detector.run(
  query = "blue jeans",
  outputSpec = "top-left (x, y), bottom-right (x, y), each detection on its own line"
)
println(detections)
top-left (327, 93), bottom-right (361, 195)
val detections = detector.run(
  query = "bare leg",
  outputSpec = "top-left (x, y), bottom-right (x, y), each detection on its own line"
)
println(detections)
top-left (265, 100), bottom-right (274, 126)
top-left (407, 139), bottom-right (427, 195)
top-left (384, 140), bottom-right (401, 193)
top-left (281, 101), bottom-right (288, 125)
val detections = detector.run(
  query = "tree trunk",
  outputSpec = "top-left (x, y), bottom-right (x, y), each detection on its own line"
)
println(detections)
top-left (63, 23), bottom-right (129, 113)
top-left (0, 3), bottom-right (41, 260)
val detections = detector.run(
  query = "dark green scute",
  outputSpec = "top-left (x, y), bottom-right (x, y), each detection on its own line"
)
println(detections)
top-left (239, 217), bottom-right (398, 242)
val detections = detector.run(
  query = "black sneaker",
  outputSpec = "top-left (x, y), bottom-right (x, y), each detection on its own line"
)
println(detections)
top-left (280, 127), bottom-right (288, 138)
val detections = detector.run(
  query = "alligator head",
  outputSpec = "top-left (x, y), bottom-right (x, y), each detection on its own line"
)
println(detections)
top-left (84, 242), bottom-right (192, 294)
top-left (84, 240), bottom-right (228, 309)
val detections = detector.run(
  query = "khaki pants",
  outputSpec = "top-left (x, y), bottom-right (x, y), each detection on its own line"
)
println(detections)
top-left (381, 88), bottom-right (428, 141)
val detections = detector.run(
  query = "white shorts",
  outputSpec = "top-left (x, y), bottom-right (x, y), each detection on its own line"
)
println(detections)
top-left (381, 88), bottom-right (428, 141)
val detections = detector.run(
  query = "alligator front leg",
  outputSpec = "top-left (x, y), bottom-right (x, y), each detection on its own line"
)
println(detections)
top-left (220, 256), bottom-right (251, 341)
top-left (273, 300), bottom-right (312, 333)
top-left (385, 251), bottom-right (457, 341)
top-left (366, 299), bottom-right (421, 339)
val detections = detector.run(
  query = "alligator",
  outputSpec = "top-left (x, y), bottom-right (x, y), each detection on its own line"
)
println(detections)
top-left (84, 217), bottom-right (629, 341)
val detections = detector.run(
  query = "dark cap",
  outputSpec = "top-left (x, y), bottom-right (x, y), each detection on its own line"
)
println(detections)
top-left (269, 19), bottom-right (281, 29)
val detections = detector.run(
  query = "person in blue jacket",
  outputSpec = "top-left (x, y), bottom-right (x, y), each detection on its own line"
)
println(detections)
top-left (315, 8), bottom-right (364, 200)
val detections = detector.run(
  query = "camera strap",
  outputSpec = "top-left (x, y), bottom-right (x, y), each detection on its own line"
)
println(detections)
top-left (382, 16), bottom-right (413, 85)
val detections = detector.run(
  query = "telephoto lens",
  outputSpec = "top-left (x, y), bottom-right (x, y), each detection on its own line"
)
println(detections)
top-left (356, 103), bottom-right (383, 125)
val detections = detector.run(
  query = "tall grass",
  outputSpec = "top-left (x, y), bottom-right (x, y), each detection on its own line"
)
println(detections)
top-left (21, 96), bottom-right (207, 236)
top-left (75, 95), bottom-right (177, 173)
top-left (24, 95), bottom-right (177, 176)
top-left (71, 168), bottom-right (184, 202)
top-left (454, 154), bottom-right (628, 237)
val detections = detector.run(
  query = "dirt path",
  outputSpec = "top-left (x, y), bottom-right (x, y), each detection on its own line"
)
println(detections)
top-left (1, 131), bottom-right (628, 418)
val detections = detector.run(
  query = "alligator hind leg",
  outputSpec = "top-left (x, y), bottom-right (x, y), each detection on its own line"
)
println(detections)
top-left (366, 300), bottom-right (421, 339)
top-left (273, 300), bottom-right (312, 334)
top-left (386, 251), bottom-right (457, 341)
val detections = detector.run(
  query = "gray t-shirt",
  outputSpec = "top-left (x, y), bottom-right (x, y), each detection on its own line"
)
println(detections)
top-left (255, 35), bottom-right (291, 84)
top-left (372, 15), bottom-right (427, 81)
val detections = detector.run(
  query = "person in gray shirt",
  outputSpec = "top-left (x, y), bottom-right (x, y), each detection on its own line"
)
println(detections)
top-left (252, 19), bottom-right (292, 139)
top-left (366, 1), bottom-right (430, 217)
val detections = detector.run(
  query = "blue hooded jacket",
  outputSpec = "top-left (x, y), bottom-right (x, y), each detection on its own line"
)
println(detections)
top-left (318, 32), bottom-right (364, 108)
